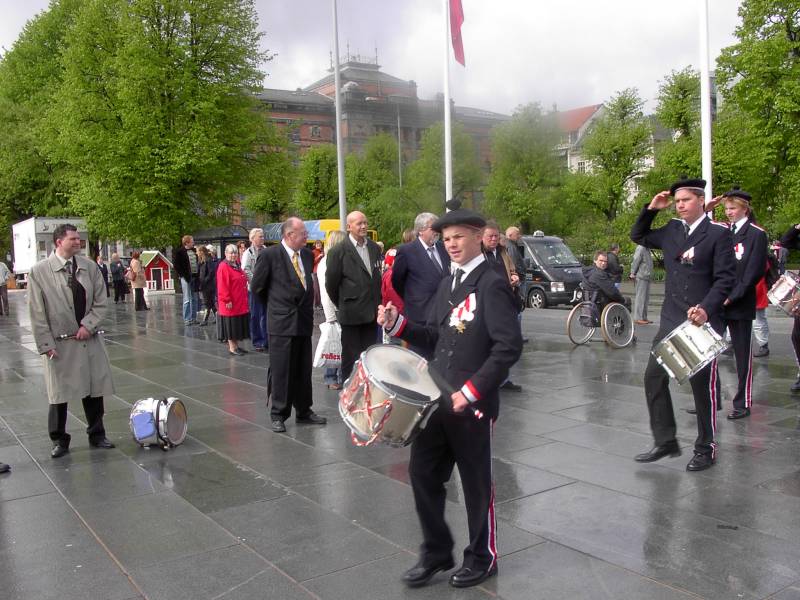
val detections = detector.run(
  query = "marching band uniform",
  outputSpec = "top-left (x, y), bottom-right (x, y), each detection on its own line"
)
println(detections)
top-left (779, 223), bottom-right (800, 392)
top-left (718, 189), bottom-right (767, 419)
top-left (631, 178), bottom-right (736, 471)
top-left (385, 203), bottom-right (522, 588)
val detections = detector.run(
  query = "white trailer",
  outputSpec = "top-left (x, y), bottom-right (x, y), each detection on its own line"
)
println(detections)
top-left (11, 217), bottom-right (88, 287)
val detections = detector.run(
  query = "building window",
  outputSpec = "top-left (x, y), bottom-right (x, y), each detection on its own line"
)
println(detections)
top-left (577, 161), bottom-right (586, 173)
top-left (310, 126), bottom-right (320, 138)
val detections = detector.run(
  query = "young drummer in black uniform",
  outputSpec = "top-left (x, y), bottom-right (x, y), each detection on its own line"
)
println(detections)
top-left (779, 222), bottom-right (800, 393)
top-left (704, 188), bottom-right (767, 419)
top-left (631, 178), bottom-right (736, 472)
top-left (378, 201), bottom-right (522, 589)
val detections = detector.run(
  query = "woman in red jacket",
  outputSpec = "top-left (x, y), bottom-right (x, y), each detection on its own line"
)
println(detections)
top-left (217, 244), bottom-right (250, 356)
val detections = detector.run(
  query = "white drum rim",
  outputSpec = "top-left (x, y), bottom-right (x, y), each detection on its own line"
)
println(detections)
top-left (358, 345), bottom-right (440, 405)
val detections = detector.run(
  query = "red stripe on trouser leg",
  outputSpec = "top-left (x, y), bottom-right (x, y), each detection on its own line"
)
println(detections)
top-left (709, 359), bottom-right (718, 459)
top-left (745, 334), bottom-right (754, 408)
top-left (487, 421), bottom-right (497, 569)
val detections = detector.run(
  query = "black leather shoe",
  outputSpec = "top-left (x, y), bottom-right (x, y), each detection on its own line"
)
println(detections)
top-left (402, 558), bottom-right (455, 587)
top-left (271, 419), bottom-right (286, 433)
top-left (500, 381), bottom-right (522, 392)
top-left (51, 443), bottom-right (70, 458)
top-left (752, 345), bottom-right (769, 357)
top-left (296, 411), bottom-right (327, 425)
top-left (791, 377), bottom-right (800, 393)
top-left (229, 349), bottom-right (244, 356)
top-left (685, 407), bottom-right (697, 414)
top-left (0, 462), bottom-right (10, 473)
top-left (686, 453), bottom-right (715, 471)
top-left (235, 347), bottom-right (249, 354)
top-left (634, 441), bottom-right (681, 463)
top-left (449, 564), bottom-right (498, 588)
top-left (90, 438), bottom-right (116, 449)
top-left (727, 408), bottom-right (750, 420)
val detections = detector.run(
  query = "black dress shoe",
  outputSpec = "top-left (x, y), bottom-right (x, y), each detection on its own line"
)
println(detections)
top-left (0, 462), bottom-right (10, 473)
top-left (634, 441), bottom-right (681, 463)
top-left (236, 347), bottom-right (249, 354)
top-left (727, 408), bottom-right (751, 420)
top-left (449, 564), bottom-right (498, 588)
top-left (685, 407), bottom-right (697, 414)
top-left (51, 444), bottom-right (70, 458)
top-left (90, 438), bottom-right (116, 449)
top-left (401, 558), bottom-right (455, 588)
top-left (271, 419), bottom-right (286, 433)
top-left (500, 381), bottom-right (522, 392)
top-left (686, 453), bottom-right (715, 471)
top-left (229, 349), bottom-right (244, 356)
top-left (296, 411), bottom-right (327, 425)
top-left (791, 377), bottom-right (800, 393)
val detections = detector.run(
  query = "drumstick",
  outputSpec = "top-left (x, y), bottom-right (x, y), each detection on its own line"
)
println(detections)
top-left (427, 365), bottom-right (484, 420)
top-left (56, 330), bottom-right (105, 340)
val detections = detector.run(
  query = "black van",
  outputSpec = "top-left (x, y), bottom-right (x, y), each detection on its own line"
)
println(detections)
top-left (517, 232), bottom-right (584, 308)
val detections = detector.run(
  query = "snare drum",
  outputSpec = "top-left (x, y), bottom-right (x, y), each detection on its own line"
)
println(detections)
top-left (130, 397), bottom-right (188, 449)
top-left (651, 321), bottom-right (729, 383)
top-left (339, 345), bottom-right (441, 447)
top-left (767, 271), bottom-right (800, 317)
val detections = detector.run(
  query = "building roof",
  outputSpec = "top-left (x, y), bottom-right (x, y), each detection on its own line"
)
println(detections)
top-left (455, 105), bottom-right (510, 122)
top-left (257, 88), bottom-right (333, 107)
top-left (304, 61), bottom-right (409, 93)
top-left (557, 104), bottom-right (603, 132)
top-left (139, 250), bottom-right (173, 269)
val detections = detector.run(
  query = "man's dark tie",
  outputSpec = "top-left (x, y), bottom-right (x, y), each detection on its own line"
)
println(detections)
top-left (428, 246), bottom-right (443, 273)
top-left (731, 224), bottom-right (737, 235)
top-left (453, 268), bottom-right (464, 291)
top-left (682, 222), bottom-right (690, 241)
top-left (65, 258), bottom-right (86, 326)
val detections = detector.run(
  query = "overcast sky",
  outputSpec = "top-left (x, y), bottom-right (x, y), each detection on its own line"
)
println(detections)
top-left (1, 0), bottom-right (743, 115)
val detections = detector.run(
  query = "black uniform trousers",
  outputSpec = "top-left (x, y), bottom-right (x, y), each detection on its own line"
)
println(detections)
top-left (793, 316), bottom-right (800, 367)
top-left (341, 323), bottom-right (379, 382)
top-left (48, 396), bottom-right (107, 444)
top-left (409, 407), bottom-right (496, 571)
top-left (725, 318), bottom-right (754, 410)
top-left (267, 334), bottom-right (313, 421)
top-left (645, 325), bottom-right (718, 458)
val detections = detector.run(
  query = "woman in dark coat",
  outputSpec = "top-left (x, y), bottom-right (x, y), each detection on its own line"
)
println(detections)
top-left (198, 246), bottom-right (219, 326)
top-left (216, 244), bottom-right (250, 355)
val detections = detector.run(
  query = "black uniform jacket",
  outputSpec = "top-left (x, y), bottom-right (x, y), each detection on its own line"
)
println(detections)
top-left (173, 246), bottom-right (196, 281)
top-left (251, 245), bottom-right (314, 337)
top-left (724, 220), bottom-right (768, 321)
top-left (392, 261), bottom-right (522, 421)
top-left (780, 224), bottom-right (800, 251)
top-left (391, 239), bottom-right (450, 324)
top-left (325, 238), bottom-right (382, 326)
top-left (631, 205), bottom-right (736, 332)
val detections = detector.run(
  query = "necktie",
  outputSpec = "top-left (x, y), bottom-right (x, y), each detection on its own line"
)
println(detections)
top-left (428, 246), bottom-right (442, 272)
top-left (292, 252), bottom-right (306, 289)
top-left (682, 222), bottom-right (690, 240)
top-left (452, 268), bottom-right (464, 291)
top-left (731, 224), bottom-right (737, 235)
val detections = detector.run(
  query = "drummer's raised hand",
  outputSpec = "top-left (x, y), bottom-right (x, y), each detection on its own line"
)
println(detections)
top-left (687, 305), bottom-right (708, 326)
top-left (378, 302), bottom-right (398, 329)
top-left (451, 391), bottom-right (469, 413)
top-left (648, 190), bottom-right (672, 211)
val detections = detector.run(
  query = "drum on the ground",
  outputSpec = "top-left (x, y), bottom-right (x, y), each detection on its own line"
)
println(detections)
top-left (651, 320), bottom-right (729, 384)
top-left (767, 271), bottom-right (800, 317)
top-left (130, 397), bottom-right (188, 449)
top-left (339, 345), bottom-right (441, 447)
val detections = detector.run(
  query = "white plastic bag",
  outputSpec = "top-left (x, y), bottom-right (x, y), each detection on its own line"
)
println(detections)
top-left (313, 321), bottom-right (342, 368)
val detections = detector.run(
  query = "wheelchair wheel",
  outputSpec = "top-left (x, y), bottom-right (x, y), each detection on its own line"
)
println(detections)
top-left (600, 302), bottom-right (635, 348)
top-left (566, 301), bottom-right (596, 345)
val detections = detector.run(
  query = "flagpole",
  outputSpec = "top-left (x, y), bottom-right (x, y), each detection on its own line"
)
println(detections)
top-left (443, 0), bottom-right (454, 209)
top-left (332, 0), bottom-right (347, 224)
top-left (699, 0), bottom-right (713, 199)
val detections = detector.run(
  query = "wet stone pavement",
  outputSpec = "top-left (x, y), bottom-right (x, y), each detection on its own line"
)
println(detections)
top-left (1, 288), bottom-right (800, 600)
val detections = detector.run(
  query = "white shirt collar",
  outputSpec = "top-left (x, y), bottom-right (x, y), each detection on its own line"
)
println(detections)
top-left (53, 252), bottom-right (71, 268)
top-left (684, 213), bottom-right (707, 237)
top-left (349, 234), bottom-right (366, 248)
top-left (418, 237), bottom-right (435, 252)
top-left (451, 253), bottom-right (485, 280)
top-left (732, 216), bottom-right (749, 232)
top-left (281, 239), bottom-right (300, 258)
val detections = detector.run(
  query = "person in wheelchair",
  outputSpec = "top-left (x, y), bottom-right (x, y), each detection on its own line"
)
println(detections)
top-left (581, 251), bottom-right (631, 315)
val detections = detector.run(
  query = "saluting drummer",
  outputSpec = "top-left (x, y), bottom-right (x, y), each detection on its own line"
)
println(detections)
top-left (630, 178), bottom-right (736, 472)
top-left (703, 188), bottom-right (768, 420)
top-left (378, 199), bottom-right (522, 589)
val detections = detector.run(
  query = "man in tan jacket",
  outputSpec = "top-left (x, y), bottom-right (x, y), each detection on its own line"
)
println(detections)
top-left (28, 224), bottom-right (116, 458)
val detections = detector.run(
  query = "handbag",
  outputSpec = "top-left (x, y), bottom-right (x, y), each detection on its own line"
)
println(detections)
top-left (313, 321), bottom-right (342, 368)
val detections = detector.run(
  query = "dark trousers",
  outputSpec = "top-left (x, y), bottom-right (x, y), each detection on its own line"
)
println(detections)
top-left (48, 396), bottom-right (106, 444)
top-left (645, 326), bottom-right (718, 458)
top-left (726, 318), bottom-right (754, 410)
top-left (249, 291), bottom-right (267, 348)
top-left (0, 284), bottom-right (8, 315)
top-left (793, 316), bottom-right (800, 368)
top-left (409, 409), bottom-right (496, 571)
top-left (113, 280), bottom-right (126, 303)
top-left (341, 323), bottom-right (379, 382)
top-left (134, 288), bottom-right (148, 310)
top-left (267, 334), bottom-right (313, 420)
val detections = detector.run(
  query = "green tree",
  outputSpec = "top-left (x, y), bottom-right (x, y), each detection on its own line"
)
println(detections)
top-left (294, 144), bottom-right (339, 218)
top-left (577, 88), bottom-right (652, 221)
top-left (346, 133), bottom-right (399, 212)
top-left (46, 0), bottom-right (277, 246)
top-left (483, 103), bottom-right (565, 232)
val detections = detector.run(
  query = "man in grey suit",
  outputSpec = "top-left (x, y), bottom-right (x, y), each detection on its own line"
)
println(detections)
top-left (325, 211), bottom-right (382, 382)
top-left (28, 224), bottom-right (116, 458)
top-left (630, 244), bottom-right (653, 325)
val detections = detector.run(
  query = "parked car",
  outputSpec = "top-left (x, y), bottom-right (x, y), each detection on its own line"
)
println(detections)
top-left (518, 231), bottom-right (584, 308)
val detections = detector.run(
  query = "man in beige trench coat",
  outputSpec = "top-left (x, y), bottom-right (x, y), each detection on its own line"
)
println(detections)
top-left (28, 224), bottom-right (116, 458)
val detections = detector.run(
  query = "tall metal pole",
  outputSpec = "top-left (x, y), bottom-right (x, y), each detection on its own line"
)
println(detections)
top-left (442, 0), bottom-right (453, 207)
top-left (396, 103), bottom-right (403, 187)
top-left (699, 0), bottom-right (713, 199)
top-left (332, 0), bottom-right (347, 225)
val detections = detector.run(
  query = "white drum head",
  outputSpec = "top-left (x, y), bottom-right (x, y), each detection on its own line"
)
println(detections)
top-left (361, 345), bottom-right (440, 404)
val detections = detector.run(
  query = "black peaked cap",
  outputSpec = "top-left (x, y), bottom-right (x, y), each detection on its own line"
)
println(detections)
top-left (669, 177), bottom-right (706, 196)
top-left (722, 186), bottom-right (752, 202)
top-left (431, 199), bottom-right (486, 232)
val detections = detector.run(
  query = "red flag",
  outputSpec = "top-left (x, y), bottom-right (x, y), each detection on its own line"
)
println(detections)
top-left (450, 0), bottom-right (465, 66)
